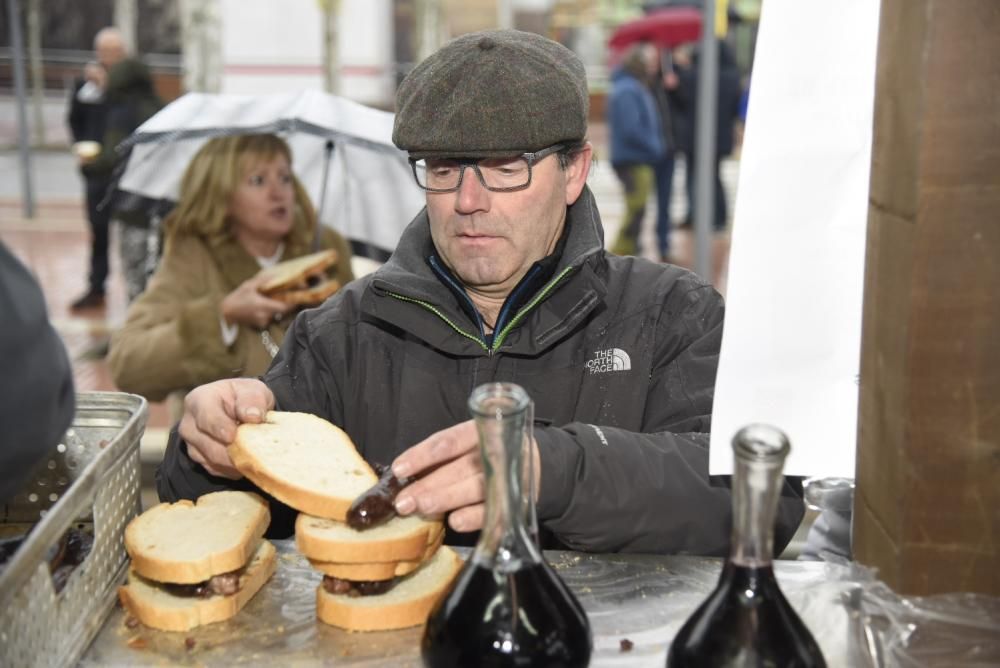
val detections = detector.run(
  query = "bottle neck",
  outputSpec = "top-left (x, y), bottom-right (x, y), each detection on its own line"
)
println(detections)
top-left (729, 437), bottom-right (788, 567)
top-left (470, 388), bottom-right (541, 571)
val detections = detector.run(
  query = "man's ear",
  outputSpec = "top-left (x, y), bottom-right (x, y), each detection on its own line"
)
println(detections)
top-left (564, 143), bottom-right (593, 206)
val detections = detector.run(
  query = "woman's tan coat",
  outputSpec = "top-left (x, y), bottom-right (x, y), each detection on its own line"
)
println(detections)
top-left (109, 227), bottom-right (353, 402)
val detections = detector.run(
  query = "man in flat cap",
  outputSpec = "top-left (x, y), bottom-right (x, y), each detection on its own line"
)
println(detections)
top-left (163, 30), bottom-right (804, 554)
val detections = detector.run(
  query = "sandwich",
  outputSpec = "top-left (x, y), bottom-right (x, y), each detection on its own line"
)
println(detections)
top-left (255, 248), bottom-right (342, 306)
top-left (233, 411), bottom-right (463, 632)
top-left (118, 491), bottom-right (275, 632)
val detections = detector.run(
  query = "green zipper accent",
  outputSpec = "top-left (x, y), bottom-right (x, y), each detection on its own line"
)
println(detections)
top-left (384, 291), bottom-right (489, 352)
top-left (384, 264), bottom-right (576, 356)
top-left (491, 265), bottom-right (575, 351)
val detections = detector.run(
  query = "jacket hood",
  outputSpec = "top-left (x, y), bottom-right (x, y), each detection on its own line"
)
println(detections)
top-left (107, 58), bottom-right (156, 98)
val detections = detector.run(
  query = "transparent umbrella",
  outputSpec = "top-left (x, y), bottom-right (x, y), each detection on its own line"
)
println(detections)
top-left (112, 89), bottom-right (425, 262)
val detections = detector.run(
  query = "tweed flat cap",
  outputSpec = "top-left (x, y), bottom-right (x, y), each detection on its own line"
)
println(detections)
top-left (393, 29), bottom-right (589, 159)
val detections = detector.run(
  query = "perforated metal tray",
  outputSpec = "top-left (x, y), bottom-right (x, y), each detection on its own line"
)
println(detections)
top-left (0, 392), bottom-right (147, 668)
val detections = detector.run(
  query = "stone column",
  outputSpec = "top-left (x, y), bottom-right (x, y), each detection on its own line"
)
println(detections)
top-left (854, 0), bottom-right (1000, 596)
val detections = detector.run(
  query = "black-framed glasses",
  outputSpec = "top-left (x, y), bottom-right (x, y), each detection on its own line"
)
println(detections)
top-left (409, 144), bottom-right (566, 193)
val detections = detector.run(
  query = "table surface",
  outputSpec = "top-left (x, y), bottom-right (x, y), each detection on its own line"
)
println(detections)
top-left (80, 540), bottom-right (865, 667)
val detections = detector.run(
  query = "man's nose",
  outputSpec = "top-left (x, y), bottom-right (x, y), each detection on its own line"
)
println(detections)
top-left (454, 166), bottom-right (490, 214)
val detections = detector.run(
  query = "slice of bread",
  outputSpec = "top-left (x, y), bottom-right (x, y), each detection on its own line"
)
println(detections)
top-left (231, 412), bottom-right (377, 521)
top-left (256, 249), bottom-right (338, 294)
top-left (269, 279), bottom-right (341, 306)
top-left (308, 524), bottom-right (446, 581)
top-left (296, 512), bottom-right (442, 563)
top-left (315, 546), bottom-right (463, 632)
top-left (118, 540), bottom-right (277, 632)
top-left (125, 491), bottom-right (270, 584)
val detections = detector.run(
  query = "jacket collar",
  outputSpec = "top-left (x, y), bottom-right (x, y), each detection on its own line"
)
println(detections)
top-left (368, 185), bottom-right (607, 353)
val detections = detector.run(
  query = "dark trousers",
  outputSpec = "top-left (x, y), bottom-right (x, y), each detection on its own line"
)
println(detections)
top-left (653, 154), bottom-right (675, 258)
top-left (84, 177), bottom-right (112, 294)
top-left (683, 151), bottom-right (726, 231)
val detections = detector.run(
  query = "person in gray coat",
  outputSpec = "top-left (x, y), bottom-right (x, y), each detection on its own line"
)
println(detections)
top-left (160, 29), bottom-right (804, 554)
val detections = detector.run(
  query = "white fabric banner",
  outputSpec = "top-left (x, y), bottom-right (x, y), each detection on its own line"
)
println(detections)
top-left (709, 0), bottom-right (881, 476)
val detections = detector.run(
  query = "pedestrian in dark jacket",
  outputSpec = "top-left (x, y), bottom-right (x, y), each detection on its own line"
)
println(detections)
top-left (161, 29), bottom-right (804, 555)
top-left (607, 44), bottom-right (666, 258)
top-left (66, 28), bottom-right (126, 311)
top-left (80, 53), bottom-right (163, 303)
top-left (668, 41), bottom-right (741, 231)
top-left (0, 242), bottom-right (75, 503)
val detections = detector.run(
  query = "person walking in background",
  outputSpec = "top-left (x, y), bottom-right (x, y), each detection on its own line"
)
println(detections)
top-left (667, 41), bottom-right (741, 233)
top-left (108, 134), bottom-right (353, 413)
top-left (78, 29), bottom-right (163, 303)
top-left (642, 43), bottom-right (677, 263)
top-left (66, 29), bottom-right (126, 311)
top-left (608, 44), bottom-right (666, 258)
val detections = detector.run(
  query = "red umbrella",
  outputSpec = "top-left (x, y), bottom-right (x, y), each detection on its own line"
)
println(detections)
top-left (608, 7), bottom-right (702, 51)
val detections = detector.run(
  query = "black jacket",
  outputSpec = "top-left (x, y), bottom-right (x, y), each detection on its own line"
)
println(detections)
top-left (0, 243), bottom-right (75, 503)
top-left (158, 187), bottom-right (804, 555)
top-left (66, 77), bottom-right (108, 145)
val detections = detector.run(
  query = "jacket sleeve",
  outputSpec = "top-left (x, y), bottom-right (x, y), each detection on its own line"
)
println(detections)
top-left (108, 242), bottom-right (250, 401)
top-left (66, 80), bottom-right (86, 143)
top-left (0, 244), bottom-right (76, 503)
top-left (534, 283), bottom-right (805, 556)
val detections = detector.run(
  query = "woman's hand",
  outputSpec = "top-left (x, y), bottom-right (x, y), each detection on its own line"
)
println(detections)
top-left (220, 275), bottom-right (291, 329)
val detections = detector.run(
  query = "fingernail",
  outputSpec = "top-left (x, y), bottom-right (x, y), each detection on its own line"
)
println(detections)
top-left (245, 407), bottom-right (261, 420)
top-left (392, 461), bottom-right (411, 478)
top-left (450, 514), bottom-right (465, 531)
top-left (395, 495), bottom-right (415, 514)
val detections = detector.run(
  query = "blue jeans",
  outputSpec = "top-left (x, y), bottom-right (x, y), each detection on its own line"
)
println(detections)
top-left (654, 154), bottom-right (675, 259)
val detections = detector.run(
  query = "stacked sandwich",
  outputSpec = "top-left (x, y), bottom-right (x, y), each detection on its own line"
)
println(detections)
top-left (231, 411), bottom-right (462, 631)
top-left (255, 248), bottom-right (342, 307)
top-left (118, 491), bottom-right (275, 631)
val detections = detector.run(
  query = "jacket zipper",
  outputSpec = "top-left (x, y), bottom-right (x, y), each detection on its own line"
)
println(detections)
top-left (383, 291), bottom-right (489, 352)
top-left (384, 265), bottom-right (576, 357)
top-left (491, 266), bottom-right (575, 351)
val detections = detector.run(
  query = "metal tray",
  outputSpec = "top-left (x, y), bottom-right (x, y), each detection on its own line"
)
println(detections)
top-left (0, 392), bottom-right (148, 668)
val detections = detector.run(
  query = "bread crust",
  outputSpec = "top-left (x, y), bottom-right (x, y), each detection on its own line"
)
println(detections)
top-left (118, 540), bottom-right (277, 632)
top-left (295, 513), bottom-right (441, 563)
top-left (230, 412), bottom-right (377, 522)
top-left (315, 546), bottom-right (462, 632)
top-left (124, 492), bottom-right (270, 584)
top-left (257, 249), bottom-right (338, 294)
top-left (268, 279), bottom-right (340, 306)
top-left (309, 529), bottom-right (445, 580)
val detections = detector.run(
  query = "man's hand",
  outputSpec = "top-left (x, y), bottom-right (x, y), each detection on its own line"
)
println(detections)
top-left (178, 379), bottom-right (274, 478)
top-left (391, 420), bottom-right (541, 533)
top-left (221, 275), bottom-right (292, 330)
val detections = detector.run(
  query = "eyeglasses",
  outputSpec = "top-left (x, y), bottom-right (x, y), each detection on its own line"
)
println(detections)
top-left (409, 144), bottom-right (567, 193)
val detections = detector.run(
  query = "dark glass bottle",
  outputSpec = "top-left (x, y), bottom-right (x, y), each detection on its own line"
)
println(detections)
top-left (667, 424), bottom-right (826, 668)
top-left (421, 383), bottom-right (592, 668)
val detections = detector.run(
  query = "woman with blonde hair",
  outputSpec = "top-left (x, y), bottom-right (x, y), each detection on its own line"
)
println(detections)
top-left (109, 134), bottom-right (353, 403)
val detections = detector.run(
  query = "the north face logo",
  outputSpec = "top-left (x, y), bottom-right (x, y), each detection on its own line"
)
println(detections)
top-left (585, 348), bottom-right (631, 374)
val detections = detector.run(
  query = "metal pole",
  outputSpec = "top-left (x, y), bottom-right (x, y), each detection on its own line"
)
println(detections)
top-left (693, 0), bottom-right (718, 281)
top-left (6, 0), bottom-right (36, 219)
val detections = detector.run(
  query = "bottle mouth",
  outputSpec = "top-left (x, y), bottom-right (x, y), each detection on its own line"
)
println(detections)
top-left (468, 382), bottom-right (531, 418)
top-left (732, 424), bottom-right (791, 462)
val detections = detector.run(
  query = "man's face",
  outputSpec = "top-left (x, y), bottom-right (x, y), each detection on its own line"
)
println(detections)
top-left (425, 144), bottom-right (592, 300)
top-left (95, 35), bottom-right (126, 69)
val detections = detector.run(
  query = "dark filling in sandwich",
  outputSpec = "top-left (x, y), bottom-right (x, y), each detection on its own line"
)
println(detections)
top-left (165, 569), bottom-right (244, 598)
top-left (305, 273), bottom-right (323, 288)
top-left (322, 574), bottom-right (399, 597)
top-left (346, 463), bottom-right (411, 530)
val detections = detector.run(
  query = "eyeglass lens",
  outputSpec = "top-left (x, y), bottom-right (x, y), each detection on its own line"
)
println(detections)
top-left (413, 157), bottom-right (532, 191)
